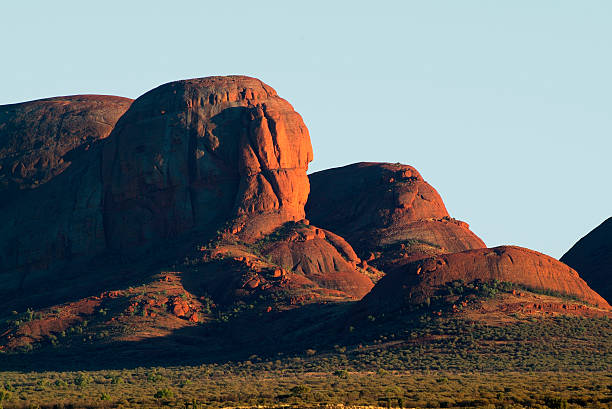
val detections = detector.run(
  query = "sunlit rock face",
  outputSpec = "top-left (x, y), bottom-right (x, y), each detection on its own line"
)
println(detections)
top-left (361, 245), bottom-right (610, 311)
top-left (306, 162), bottom-right (486, 269)
top-left (102, 76), bottom-right (313, 252)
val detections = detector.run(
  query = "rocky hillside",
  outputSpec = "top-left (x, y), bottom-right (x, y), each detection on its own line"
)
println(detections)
top-left (0, 76), bottom-right (609, 364)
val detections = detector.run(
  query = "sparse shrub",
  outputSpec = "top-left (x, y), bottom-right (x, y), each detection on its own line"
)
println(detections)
top-left (74, 373), bottom-right (92, 387)
top-left (290, 384), bottom-right (311, 397)
top-left (0, 389), bottom-right (11, 404)
top-left (333, 369), bottom-right (349, 378)
top-left (544, 396), bottom-right (568, 409)
top-left (154, 388), bottom-right (174, 399)
top-left (148, 372), bottom-right (163, 382)
top-left (111, 376), bottom-right (123, 384)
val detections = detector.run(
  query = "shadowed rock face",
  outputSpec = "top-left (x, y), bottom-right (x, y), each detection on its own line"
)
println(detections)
top-left (0, 95), bottom-right (132, 288)
top-left (361, 246), bottom-right (611, 311)
top-left (0, 95), bottom-right (132, 195)
top-left (306, 162), bottom-right (485, 267)
top-left (561, 218), bottom-right (612, 303)
top-left (102, 76), bottom-right (313, 253)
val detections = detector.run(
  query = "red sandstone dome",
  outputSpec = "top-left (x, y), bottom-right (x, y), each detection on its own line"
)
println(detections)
top-left (0, 95), bottom-right (132, 193)
top-left (0, 95), bottom-right (132, 282)
top-left (0, 76), bottom-right (373, 306)
top-left (306, 162), bottom-right (486, 268)
top-left (102, 76), bottom-right (313, 252)
top-left (361, 245), bottom-right (610, 310)
top-left (0, 76), bottom-right (609, 357)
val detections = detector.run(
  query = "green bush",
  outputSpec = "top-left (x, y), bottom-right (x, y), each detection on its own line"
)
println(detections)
top-left (290, 384), bottom-right (311, 397)
top-left (154, 388), bottom-right (174, 399)
top-left (544, 396), bottom-right (568, 409)
top-left (74, 373), bottom-right (92, 387)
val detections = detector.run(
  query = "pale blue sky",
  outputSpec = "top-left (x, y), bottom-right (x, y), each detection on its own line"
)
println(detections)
top-left (1, 1), bottom-right (610, 258)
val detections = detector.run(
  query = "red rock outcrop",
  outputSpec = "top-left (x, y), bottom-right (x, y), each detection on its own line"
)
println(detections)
top-left (0, 95), bottom-right (132, 194)
top-left (258, 223), bottom-right (375, 299)
top-left (184, 219), bottom-right (376, 305)
top-left (561, 217), bottom-right (612, 303)
top-left (0, 95), bottom-right (132, 291)
top-left (102, 76), bottom-right (313, 252)
top-left (306, 162), bottom-right (485, 267)
top-left (361, 246), bottom-right (610, 310)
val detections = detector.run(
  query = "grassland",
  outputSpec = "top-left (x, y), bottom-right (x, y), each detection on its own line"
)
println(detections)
top-left (0, 313), bottom-right (610, 409)
top-left (0, 367), bottom-right (610, 409)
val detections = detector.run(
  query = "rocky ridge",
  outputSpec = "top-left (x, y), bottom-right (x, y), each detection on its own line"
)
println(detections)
top-left (0, 76), bottom-right (609, 358)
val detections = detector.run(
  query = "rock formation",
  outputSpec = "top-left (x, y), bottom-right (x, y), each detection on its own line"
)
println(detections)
top-left (257, 222), bottom-right (376, 299)
top-left (185, 221), bottom-right (375, 305)
top-left (561, 217), bottom-right (612, 303)
top-left (362, 246), bottom-right (610, 311)
top-left (0, 95), bottom-right (132, 292)
top-left (306, 162), bottom-right (485, 268)
top-left (102, 76), bottom-right (313, 253)
top-left (1, 76), bottom-right (608, 359)
top-left (0, 77), bottom-right (373, 308)
top-left (0, 95), bottom-right (132, 195)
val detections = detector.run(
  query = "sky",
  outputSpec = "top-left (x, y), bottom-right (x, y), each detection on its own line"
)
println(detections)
top-left (1, 1), bottom-right (610, 258)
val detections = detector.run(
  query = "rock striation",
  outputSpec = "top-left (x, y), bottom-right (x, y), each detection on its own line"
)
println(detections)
top-left (102, 76), bottom-right (313, 252)
top-left (561, 217), bottom-right (612, 303)
top-left (0, 77), bottom-right (374, 306)
top-left (362, 246), bottom-right (610, 310)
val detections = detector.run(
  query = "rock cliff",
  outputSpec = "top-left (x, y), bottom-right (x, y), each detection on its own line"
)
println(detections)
top-left (102, 76), bottom-right (313, 252)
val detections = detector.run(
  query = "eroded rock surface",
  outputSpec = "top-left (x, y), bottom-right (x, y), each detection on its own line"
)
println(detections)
top-left (102, 76), bottom-right (313, 253)
top-left (0, 95), bottom-right (132, 293)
